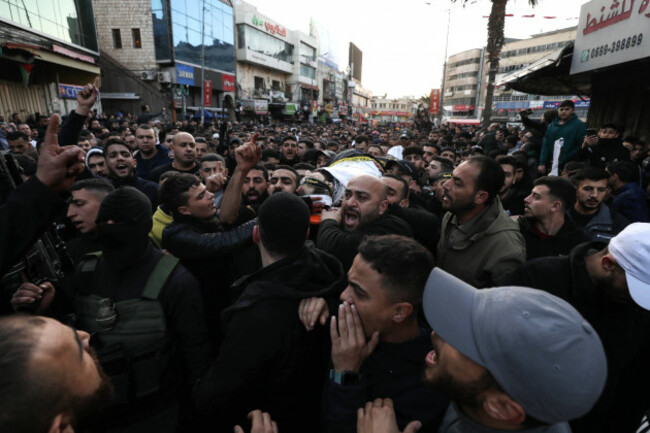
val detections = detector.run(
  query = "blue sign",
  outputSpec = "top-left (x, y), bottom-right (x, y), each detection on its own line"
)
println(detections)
top-left (176, 63), bottom-right (195, 86)
top-left (58, 83), bottom-right (84, 99)
top-left (543, 100), bottom-right (590, 109)
top-left (495, 101), bottom-right (529, 110)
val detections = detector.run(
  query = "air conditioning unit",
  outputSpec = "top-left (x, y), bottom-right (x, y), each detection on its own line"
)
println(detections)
top-left (158, 72), bottom-right (172, 83)
top-left (140, 71), bottom-right (156, 81)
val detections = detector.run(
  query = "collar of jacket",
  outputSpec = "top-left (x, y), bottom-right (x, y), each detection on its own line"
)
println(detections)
top-left (444, 198), bottom-right (516, 250)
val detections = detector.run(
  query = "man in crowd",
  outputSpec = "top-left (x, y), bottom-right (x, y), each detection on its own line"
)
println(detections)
top-left (317, 174), bottom-right (412, 271)
top-left (437, 156), bottom-right (525, 287)
top-left (150, 132), bottom-right (199, 182)
top-left (240, 164), bottom-right (270, 211)
top-left (426, 156), bottom-right (454, 185)
top-left (268, 165), bottom-right (299, 195)
top-left (509, 223), bottom-right (650, 433)
top-left (518, 176), bottom-right (590, 260)
top-left (418, 268), bottom-right (607, 433)
top-left (569, 167), bottom-right (628, 242)
top-left (65, 178), bottom-right (113, 263)
top-left (199, 153), bottom-right (229, 208)
top-left (134, 124), bottom-right (171, 179)
top-left (498, 156), bottom-right (526, 216)
top-left (7, 131), bottom-right (30, 154)
top-left (85, 148), bottom-right (109, 178)
top-left (0, 315), bottom-right (113, 433)
top-left (104, 138), bottom-right (159, 209)
top-left (299, 235), bottom-right (449, 433)
top-left (194, 192), bottom-right (346, 432)
top-left (606, 160), bottom-right (649, 222)
top-left (580, 122), bottom-right (629, 168)
top-left (279, 136), bottom-right (300, 166)
top-left (538, 100), bottom-right (587, 174)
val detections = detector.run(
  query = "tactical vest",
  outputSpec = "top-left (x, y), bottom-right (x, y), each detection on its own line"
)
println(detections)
top-left (74, 252), bottom-right (179, 406)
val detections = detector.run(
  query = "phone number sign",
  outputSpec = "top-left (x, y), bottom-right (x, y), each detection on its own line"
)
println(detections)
top-left (571, 0), bottom-right (650, 74)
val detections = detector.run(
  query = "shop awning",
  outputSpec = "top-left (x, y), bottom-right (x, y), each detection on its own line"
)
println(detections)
top-left (35, 49), bottom-right (100, 74)
top-left (497, 43), bottom-right (590, 96)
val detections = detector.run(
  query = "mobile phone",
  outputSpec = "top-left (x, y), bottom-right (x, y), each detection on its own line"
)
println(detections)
top-left (586, 128), bottom-right (598, 137)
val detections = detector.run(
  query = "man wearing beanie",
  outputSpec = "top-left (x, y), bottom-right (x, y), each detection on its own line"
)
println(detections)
top-left (67, 186), bottom-right (209, 432)
top-left (194, 192), bottom-right (347, 433)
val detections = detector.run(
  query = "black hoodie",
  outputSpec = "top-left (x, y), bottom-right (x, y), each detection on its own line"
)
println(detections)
top-left (194, 244), bottom-right (346, 433)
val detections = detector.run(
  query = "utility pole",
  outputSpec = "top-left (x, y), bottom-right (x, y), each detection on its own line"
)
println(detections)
top-left (200, 0), bottom-right (206, 125)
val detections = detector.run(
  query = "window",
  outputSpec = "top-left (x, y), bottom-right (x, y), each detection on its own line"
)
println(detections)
top-left (300, 64), bottom-right (315, 79)
top-left (132, 28), bottom-right (142, 49)
top-left (254, 76), bottom-right (265, 90)
top-left (272, 80), bottom-right (280, 91)
top-left (237, 24), bottom-right (294, 64)
top-left (112, 29), bottom-right (122, 49)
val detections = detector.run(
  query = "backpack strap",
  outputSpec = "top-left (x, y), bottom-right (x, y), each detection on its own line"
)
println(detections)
top-left (141, 254), bottom-right (179, 300)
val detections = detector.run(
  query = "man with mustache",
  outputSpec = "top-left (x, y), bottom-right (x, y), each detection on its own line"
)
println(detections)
top-left (569, 167), bottom-right (628, 243)
top-left (316, 174), bottom-right (412, 271)
top-left (149, 132), bottom-right (199, 183)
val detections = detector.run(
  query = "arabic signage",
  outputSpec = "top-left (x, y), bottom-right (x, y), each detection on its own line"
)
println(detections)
top-left (543, 99), bottom-right (591, 108)
top-left (571, 0), bottom-right (650, 74)
top-left (222, 74), bottom-right (235, 92)
top-left (252, 14), bottom-right (287, 37)
top-left (203, 80), bottom-right (213, 106)
top-left (429, 89), bottom-right (440, 114)
top-left (58, 83), bottom-right (84, 99)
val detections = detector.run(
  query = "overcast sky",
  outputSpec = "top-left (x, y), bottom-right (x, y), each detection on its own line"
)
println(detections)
top-left (239, 0), bottom-right (589, 98)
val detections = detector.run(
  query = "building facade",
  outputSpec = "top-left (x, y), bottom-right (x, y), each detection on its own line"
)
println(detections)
top-left (0, 0), bottom-right (101, 117)
top-left (369, 96), bottom-right (415, 126)
top-left (441, 48), bottom-right (484, 120)
top-left (93, 0), bottom-right (236, 119)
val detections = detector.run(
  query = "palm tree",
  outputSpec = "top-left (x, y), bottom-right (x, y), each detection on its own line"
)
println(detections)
top-left (454, 0), bottom-right (538, 127)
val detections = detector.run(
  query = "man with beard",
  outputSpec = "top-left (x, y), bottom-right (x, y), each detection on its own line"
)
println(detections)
top-left (149, 132), bottom-right (199, 183)
top-left (194, 193), bottom-right (347, 432)
top-left (381, 174), bottom-right (440, 253)
top-left (385, 268), bottom-right (607, 433)
top-left (299, 235), bottom-right (448, 433)
top-left (104, 138), bottom-right (159, 210)
top-left (85, 148), bottom-right (109, 178)
top-left (437, 156), bottom-right (525, 287)
top-left (134, 124), bottom-right (171, 179)
top-left (0, 315), bottom-right (113, 433)
top-left (498, 156), bottom-right (526, 216)
top-left (269, 165), bottom-right (299, 195)
top-left (241, 164), bottom-right (269, 209)
top-left (508, 223), bottom-right (650, 433)
top-left (569, 168), bottom-right (628, 242)
top-left (316, 175), bottom-right (412, 271)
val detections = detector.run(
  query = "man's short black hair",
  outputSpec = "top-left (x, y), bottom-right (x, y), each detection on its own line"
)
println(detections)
top-left (159, 173), bottom-right (202, 218)
top-left (559, 100), bottom-right (575, 109)
top-left (467, 155), bottom-right (505, 205)
top-left (383, 174), bottom-right (409, 200)
top-left (601, 122), bottom-right (624, 136)
top-left (293, 162), bottom-right (315, 171)
top-left (298, 139), bottom-right (314, 149)
top-left (258, 192), bottom-right (310, 257)
top-left (505, 135), bottom-right (518, 145)
top-left (431, 156), bottom-right (454, 171)
top-left (7, 131), bottom-right (29, 142)
top-left (571, 167), bottom-right (609, 185)
top-left (261, 148), bottom-right (281, 162)
top-left (402, 147), bottom-right (424, 158)
top-left (200, 153), bottom-right (225, 165)
top-left (282, 135), bottom-right (297, 143)
top-left (355, 135), bottom-right (369, 144)
top-left (607, 160), bottom-right (639, 184)
top-left (70, 178), bottom-right (115, 196)
top-left (533, 176), bottom-right (576, 211)
top-left (498, 155), bottom-right (516, 169)
top-left (424, 143), bottom-right (441, 153)
top-left (250, 164), bottom-right (269, 182)
top-left (357, 235), bottom-right (434, 311)
top-left (104, 138), bottom-right (132, 154)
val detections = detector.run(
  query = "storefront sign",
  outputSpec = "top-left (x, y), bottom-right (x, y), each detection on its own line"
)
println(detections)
top-left (543, 99), bottom-right (591, 108)
top-left (252, 14), bottom-right (287, 37)
top-left (571, 0), bottom-right (650, 74)
top-left (429, 89), bottom-right (440, 114)
top-left (58, 83), bottom-right (84, 99)
top-left (312, 100), bottom-right (318, 117)
top-left (176, 63), bottom-right (195, 86)
top-left (452, 105), bottom-right (475, 111)
top-left (222, 74), bottom-right (235, 92)
top-left (203, 80), bottom-right (212, 106)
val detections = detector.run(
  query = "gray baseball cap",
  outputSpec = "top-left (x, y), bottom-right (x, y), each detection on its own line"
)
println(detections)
top-left (423, 268), bottom-right (607, 424)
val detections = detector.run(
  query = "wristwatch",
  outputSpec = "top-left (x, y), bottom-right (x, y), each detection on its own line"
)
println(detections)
top-left (330, 369), bottom-right (361, 385)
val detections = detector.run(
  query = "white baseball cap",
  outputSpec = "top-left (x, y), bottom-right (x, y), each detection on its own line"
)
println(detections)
top-left (608, 223), bottom-right (650, 310)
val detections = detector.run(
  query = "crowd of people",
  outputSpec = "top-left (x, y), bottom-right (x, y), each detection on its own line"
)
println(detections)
top-left (2, 80), bottom-right (650, 433)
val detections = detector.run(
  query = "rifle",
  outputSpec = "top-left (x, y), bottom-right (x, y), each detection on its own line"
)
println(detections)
top-left (0, 151), bottom-right (71, 309)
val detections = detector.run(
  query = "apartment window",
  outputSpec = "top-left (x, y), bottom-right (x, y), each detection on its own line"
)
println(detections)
top-left (112, 29), bottom-right (122, 49)
top-left (254, 76), bottom-right (265, 90)
top-left (132, 28), bottom-right (142, 49)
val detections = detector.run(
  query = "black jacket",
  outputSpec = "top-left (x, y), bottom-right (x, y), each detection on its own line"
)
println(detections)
top-left (579, 137), bottom-right (630, 168)
top-left (509, 242), bottom-right (650, 433)
top-left (325, 328), bottom-right (449, 433)
top-left (193, 245), bottom-right (346, 433)
top-left (317, 214), bottom-right (413, 271)
top-left (387, 205), bottom-right (440, 253)
top-left (162, 216), bottom-right (258, 345)
top-left (518, 215), bottom-right (590, 260)
top-left (110, 176), bottom-right (159, 211)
